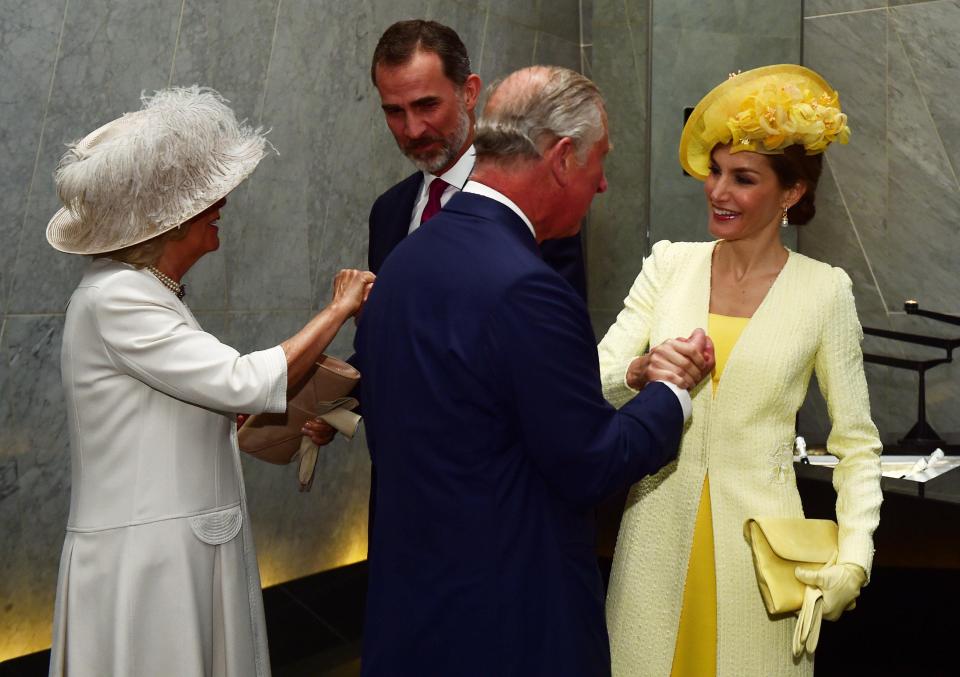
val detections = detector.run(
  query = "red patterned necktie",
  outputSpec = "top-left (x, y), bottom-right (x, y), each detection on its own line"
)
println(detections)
top-left (420, 177), bottom-right (450, 225)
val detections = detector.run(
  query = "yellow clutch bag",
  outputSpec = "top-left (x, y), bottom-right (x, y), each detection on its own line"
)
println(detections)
top-left (743, 517), bottom-right (838, 614)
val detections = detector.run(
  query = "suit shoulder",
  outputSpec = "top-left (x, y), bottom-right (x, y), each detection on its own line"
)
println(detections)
top-left (371, 172), bottom-right (421, 212)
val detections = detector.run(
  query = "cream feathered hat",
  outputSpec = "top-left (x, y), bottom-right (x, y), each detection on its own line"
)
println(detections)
top-left (47, 86), bottom-right (270, 255)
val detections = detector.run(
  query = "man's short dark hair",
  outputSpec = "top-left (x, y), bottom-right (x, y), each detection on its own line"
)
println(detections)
top-left (371, 20), bottom-right (471, 88)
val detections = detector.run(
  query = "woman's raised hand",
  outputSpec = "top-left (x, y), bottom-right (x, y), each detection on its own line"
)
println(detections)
top-left (331, 269), bottom-right (376, 317)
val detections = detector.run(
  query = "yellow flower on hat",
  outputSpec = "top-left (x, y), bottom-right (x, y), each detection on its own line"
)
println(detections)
top-left (679, 64), bottom-right (851, 180)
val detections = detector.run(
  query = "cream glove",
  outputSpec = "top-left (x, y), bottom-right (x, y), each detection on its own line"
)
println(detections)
top-left (791, 563), bottom-right (866, 657)
top-left (792, 585), bottom-right (823, 657)
top-left (795, 563), bottom-right (866, 621)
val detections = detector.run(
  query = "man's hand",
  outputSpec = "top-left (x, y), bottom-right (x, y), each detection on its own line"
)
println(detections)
top-left (626, 328), bottom-right (716, 391)
top-left (302, 418), bottom-right (336, 446)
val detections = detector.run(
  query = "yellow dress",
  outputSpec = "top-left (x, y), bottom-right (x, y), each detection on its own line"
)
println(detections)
top-left (670, 313), bottom-right (749, 676)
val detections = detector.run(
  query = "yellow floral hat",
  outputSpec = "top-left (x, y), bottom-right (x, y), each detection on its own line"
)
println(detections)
top-left (679, 64), bottom-right (850, 180)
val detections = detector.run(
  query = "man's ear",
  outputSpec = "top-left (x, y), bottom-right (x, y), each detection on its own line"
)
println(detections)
top-left (462, 74), bottom-right (482, 112)
top-left (547, 137), bottom-right (576, 187)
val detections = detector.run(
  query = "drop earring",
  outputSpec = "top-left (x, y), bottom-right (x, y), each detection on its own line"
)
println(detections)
top-left (780, 207), bottom-right (789, 228)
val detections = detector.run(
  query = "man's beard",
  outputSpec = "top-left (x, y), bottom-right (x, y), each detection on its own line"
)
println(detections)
top-left (403, 105), bottom-right (470, 174)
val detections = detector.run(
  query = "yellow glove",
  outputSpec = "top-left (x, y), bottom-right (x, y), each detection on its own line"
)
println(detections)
top-left (794, 563), bottom-right (866, 621)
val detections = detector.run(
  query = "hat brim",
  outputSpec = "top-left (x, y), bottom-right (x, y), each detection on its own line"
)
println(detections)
top-left (46, 141), bottom-right (264, 255)
top-left (679, 64), bottom-right (835, 181)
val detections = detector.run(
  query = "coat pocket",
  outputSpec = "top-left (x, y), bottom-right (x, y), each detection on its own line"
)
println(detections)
top-left (189, 505), bottom-right (243, 545)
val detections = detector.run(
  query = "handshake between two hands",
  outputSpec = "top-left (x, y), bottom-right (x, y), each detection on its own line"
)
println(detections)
top-left (626, 328), bottom-right (717, 392)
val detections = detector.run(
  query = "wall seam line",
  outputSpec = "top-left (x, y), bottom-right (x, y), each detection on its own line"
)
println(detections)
top-left (168, 0), bottom-right (187, 85)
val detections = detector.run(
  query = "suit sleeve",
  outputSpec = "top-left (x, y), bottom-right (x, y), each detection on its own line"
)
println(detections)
top-left (815, 267), bottom-right (882, 579)
top-left (597, 240), bottom-right (673, 408)
top-left (94, 279), bottom-right (287, 414)
top-left (488, 271), bottom-right (684, 509)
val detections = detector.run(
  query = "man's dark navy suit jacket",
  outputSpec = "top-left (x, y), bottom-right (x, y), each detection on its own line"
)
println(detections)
top-left (355, 192), bottom-right (683, 676)
top-left (368, 171), bottom-right (587, 294)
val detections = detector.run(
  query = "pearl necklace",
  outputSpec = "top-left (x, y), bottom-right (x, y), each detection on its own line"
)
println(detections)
top-left (147, 266), bottom-right (186, 300)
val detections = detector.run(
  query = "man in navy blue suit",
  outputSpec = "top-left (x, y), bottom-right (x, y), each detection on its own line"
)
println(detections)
top-left (325, 20), bottom-right (591, 541)
top-left (367, 19), bottom-right (587, 293)
top-left (355, 67), bottom-right (715, 676)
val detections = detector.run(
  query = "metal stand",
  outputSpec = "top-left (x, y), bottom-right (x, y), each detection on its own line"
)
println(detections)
top-left (862, 301), bottom-right (960, 451)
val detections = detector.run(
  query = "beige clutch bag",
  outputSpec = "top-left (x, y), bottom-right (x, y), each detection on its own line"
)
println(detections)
top-left (743, 517), bottom-right (838, 614)
top-left (238, 354), bottom-right (360, 491)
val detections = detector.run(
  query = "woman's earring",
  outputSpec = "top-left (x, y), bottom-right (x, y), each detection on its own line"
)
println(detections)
top-left (780, 207), bottom-right (789, 228)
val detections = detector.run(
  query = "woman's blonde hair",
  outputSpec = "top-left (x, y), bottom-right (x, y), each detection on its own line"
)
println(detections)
top-left (93, 223), bottom-right (191, 268)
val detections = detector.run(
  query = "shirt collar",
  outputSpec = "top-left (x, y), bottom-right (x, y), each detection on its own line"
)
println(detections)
top-left (422, 144), bottom-right (476, 191)
top-left (461, 180), bottom-right (536, 238)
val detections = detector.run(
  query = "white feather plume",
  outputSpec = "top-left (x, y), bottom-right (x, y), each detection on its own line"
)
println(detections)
top-left (50, 85), bottom-right (271, 254)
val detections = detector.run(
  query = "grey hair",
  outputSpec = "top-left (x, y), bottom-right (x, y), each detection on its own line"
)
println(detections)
top-left (474, 67), bottom-right (605, 164)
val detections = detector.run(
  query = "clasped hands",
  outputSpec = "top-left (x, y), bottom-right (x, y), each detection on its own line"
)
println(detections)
top-left (792, 562), bottom-right (866, 657)
top-left (626, 328), bottom-right (716, 392)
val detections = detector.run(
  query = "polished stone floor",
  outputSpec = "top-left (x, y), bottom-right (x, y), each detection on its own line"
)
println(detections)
top-left (2, 560), bottom-right (957, 675)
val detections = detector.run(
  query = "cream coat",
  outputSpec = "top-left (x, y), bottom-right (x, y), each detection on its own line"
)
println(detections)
top-left (49, 259), bottom-right (287, 677)
top-left (599, 241), bottom-right (882, 677)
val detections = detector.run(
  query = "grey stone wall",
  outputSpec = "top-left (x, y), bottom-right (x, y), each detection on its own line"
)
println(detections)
top-left (799, 0), bottom-right (960, 444)
top-left (0, 0), bottom-right (581, 659)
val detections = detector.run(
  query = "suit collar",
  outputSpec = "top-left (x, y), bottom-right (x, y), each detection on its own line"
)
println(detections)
top-left (442, 192), bottom-right (541, 257)
top-left (461, 180), bottom-right (535, 237)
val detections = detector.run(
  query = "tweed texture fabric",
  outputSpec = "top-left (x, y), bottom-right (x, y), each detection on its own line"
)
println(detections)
top-left (599, 240), bottom-right (882, 677)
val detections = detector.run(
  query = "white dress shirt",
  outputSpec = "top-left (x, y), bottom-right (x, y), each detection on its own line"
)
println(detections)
top-left (408, 145), bottom-right (476, 233)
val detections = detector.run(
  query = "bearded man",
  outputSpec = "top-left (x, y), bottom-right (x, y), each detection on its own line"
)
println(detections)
top-left (368, 19), bottom-right (587, 293)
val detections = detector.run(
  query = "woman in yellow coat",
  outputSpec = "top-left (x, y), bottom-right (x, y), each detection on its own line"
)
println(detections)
top-left (599, 65), bottom-right (882, 676)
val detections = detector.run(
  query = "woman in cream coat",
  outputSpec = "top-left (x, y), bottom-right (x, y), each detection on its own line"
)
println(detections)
top-left (599, 66), bottom-right (882, 676)
top-left (46, 87), bottom-right (374, 677)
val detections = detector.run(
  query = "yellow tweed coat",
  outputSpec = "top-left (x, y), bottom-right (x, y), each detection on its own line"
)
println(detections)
top-left (599, 241), bottom-right (882, 677)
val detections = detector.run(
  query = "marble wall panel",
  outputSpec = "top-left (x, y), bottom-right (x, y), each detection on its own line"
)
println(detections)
top-left (226, 0), bottom-right (351, 311)
top-left (425, 0), bottom-right (488, 73)
top-left (800, 1), bottom-right (960, 440)
top-left (587, 8), bottom-right (649, 334)
top-left (805, 0), bottom-right (888, 16)
top-left (532, 31), bottom-right (581, 72)
top-left (488, 0), bottom-right (541, 27)
top-left (0, 1), bottom-right (64, 317)
top-left (889, 1), bottom-right (960, 202)
top-left (653, 0), bottom-right (801, 32)
top-left (805, 11), bottom-right (888, 265)
top-left (538, 0), bottom-right (582, 42)
top-left (884, 19), bottom-right (960, 304)
top-left (0, 315), bottom-right (69, 657)
top-left (478, 12), bottom-right (538, 83)
top-left (171, 0), bottom-right (278, 116)
top-left (8, 0), bottom-right (182, 315)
